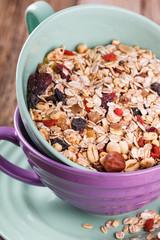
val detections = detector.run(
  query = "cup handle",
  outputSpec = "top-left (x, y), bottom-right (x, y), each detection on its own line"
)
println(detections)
top-left (25, 1), bottom-right (55, 34)
top-left (0, 127), bottom-right (44, 186)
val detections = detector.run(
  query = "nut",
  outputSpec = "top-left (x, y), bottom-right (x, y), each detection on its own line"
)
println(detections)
top-left (106, 142), bottom-right (121, 153)
top-left (102, 152), bottom-right (125, 172)
top-left (77, 44), bottom-right (88, 54)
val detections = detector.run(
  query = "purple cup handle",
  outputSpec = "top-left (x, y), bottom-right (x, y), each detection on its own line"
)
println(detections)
top-left (0, 127), bottom-right (44, 186)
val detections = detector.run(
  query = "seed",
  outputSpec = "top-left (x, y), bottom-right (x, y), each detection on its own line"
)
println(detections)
top-left (100, 226), bottom-right (107, 234)
top-left (82, 223), bottom-right (93, 229)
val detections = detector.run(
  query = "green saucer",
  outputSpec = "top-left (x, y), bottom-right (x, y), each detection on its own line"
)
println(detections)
top-left (0, 141), bottom-right (160, 240)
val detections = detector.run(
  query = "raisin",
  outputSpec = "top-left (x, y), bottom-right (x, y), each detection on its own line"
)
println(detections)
top-left (88, 111), bottom-right (101, 123)
top-left (119, 95), bottom-right (130, 104)
top-left (144, 219), bottom-right (154, 232)
top-left (56, 118), bottom-right (69, 131)
top-left (45, 95), bottom-right (57, 104)
top-left (71, 118), bottom-right (87, 131)
top-left (56, 64), bottom-right (71, 81)
top-left (55, 88), bottom-right (66, 105)
top-left (101, 92), bottom-right (116, 111)
top-left (146, 127), bottom-right (158, 133)
top-left (92, 164), bottom-right (105, 172)
top-left (131, 107), bottom-right (142, 116)
top-left (28, 73), bottom-right (52, 95)
top-left (51, 138), bottom-right (69, 151)
top-left (151, 82), bottom-right (160, 96)
top-left (28, 94), bottom-right (41, 109)
top-left (71, 104), bottom-right (82, 114)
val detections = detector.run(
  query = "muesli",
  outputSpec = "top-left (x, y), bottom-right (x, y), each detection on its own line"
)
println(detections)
top-left (27, 40), bottom-right (160, 172)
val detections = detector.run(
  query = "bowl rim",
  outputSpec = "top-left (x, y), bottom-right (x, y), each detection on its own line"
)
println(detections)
top-left (16, 4), bottom-right (160, 171)
top-left (15, 107), bottom-right (160, 177)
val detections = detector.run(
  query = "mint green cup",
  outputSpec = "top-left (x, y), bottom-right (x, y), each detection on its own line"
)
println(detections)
top-left (16, 1), bottom-right (160, 170)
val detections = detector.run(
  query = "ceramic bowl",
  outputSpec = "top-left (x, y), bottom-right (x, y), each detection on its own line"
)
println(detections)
top-left (16, 1), bottom-right (160, 168)
top-left (1, 107), bottom-right (160, 215)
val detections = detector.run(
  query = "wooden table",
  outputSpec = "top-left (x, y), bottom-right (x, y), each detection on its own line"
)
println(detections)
top-left (0, 0), bottom-right (159, 127)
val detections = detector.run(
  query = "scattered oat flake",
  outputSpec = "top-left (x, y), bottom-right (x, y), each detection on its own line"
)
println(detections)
top-left (82, 223), bottom-right (93, 229)
top-left (146, 233), bottom-right (154, 240)
top-left (100, 225), bottom-right (107, 234)
top-left (115, 231), bottom-right (125, 239)
top-left (106, 220), bottom-right (113, 228)
top-left (112, 219), bottom-right (119, 227)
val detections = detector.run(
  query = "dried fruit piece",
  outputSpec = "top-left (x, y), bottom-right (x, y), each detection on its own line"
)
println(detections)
top-left (103, 53), bottom-right (117, 61)
top-left (147, 127), bottom-right (158, 133)
top-left (51, 138), bottom-right (69, 151)
top-left (119, 95), bottom-right (130, 104)
top-left (150, 82), bottom-right (160, 96)
top-left (150, 145), bottom-right (160, 158)
top-left (131, 107), bottom-right (142, 116)
top-left (71, 104), bottom-right (82, 114)
top-left (28, 73), bottom-right (52, 95)
top-left (45, 95), bottom-right (57, 104)
top-left (56, 118), bottom-right (69, 131)
top-left (28, 94), bottom-right (41, 109)
top-left (55, 88), bottom-right (66, 105)
top-left (115, 67), bottom-right (123, 73)
top-left (114, 108), bottom-right (123, 116)
top-left (41, 119), bottom-right (56, 127)
top-left (144, 219), bottom-right (154, 232)
top-left (64, 50), bottom-right (75, 56)
top-left (71, 118), bottom-right (87, 131)
top-left (56, 64), bottom-right (71, 81)
top-left (102, 152), bottom-right (125, 172)
top-left (92, 163), bottom-right (105, 172)
top-left (101, 92), bottom-right (116, 111)
top-left (88, 111), bottom-right (101, 123)
top-left (138, 137), bottom-right (145, 147)
top-left (137, 115), bottom-right (144, 124)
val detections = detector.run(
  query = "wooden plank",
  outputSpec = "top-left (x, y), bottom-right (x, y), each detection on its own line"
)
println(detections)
top-left (0, 0), bottom-right (76, 127)
top-left (77, 0), bottom-right (142, 13)
top-left (142, 0), bottom-right (160, 25)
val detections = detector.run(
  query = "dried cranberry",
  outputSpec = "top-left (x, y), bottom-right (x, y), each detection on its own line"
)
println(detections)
top-left (71, 118), bottom-right (87, 131)
top-left (28, 94), bottom-right (41, 109)
top-left (92, 164), bottom-right (105, 172)
top-left (131, 107), bottom-right (142, 116)
top-left (138, 137), bottom-right (145, 147)
top-left (146, 127), bottom-right (158, 133)
top-left (103, 53), bottom-right (116, 61)
top-left (51, 138), bottom-right (69, 151)
top-left (64, 50), bottom-right (75, 56)
top-left (144, 218), bottom-right (154, 231)
top-left (28, 73), bottom-right (52, 95)
top-left (56, 64), bottom-right (71, 81)
top-left (151, 82), bottom-right (160, 96)
top-left (150, 145), bottom-right (160, 158)
top-left (114, 108), bottom-right (123, 116)
top-left (41, 119), bottom-right (56, 127)
top-left (137, 115), bottom-right (144, 124)
top-left (55, 88), bottom-right (66, 105)
top-left (45, 95), bottom-right (57, 104)
top-left (101, 92), bottom-right (116, 111)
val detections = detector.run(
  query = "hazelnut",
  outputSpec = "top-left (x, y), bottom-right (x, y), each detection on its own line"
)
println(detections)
top-left (102, 152), bottom-right (125, 172)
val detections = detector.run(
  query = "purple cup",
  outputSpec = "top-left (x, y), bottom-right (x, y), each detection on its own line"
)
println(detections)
top-left (1, 107), bottom-right (160, 215)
